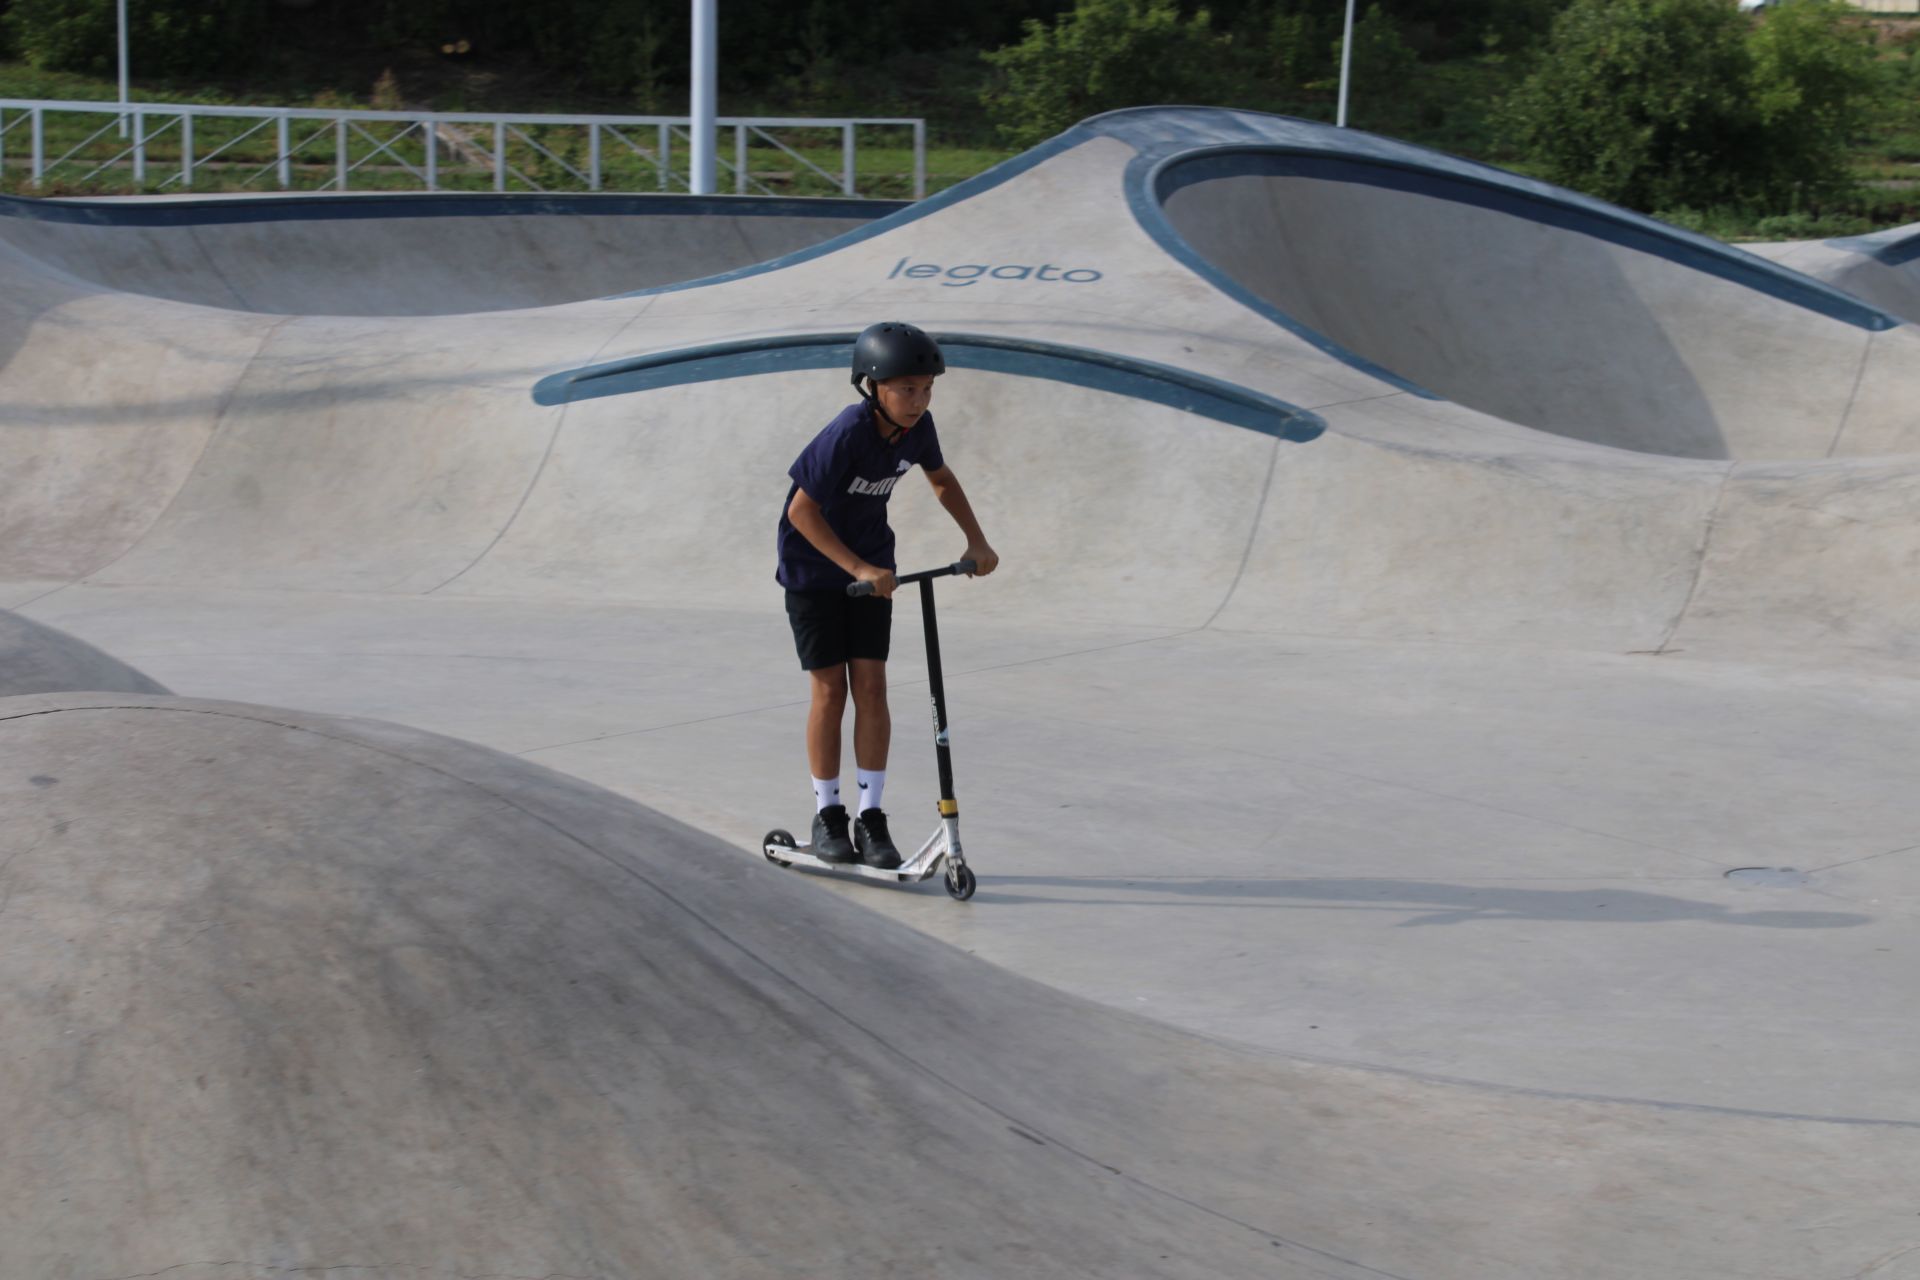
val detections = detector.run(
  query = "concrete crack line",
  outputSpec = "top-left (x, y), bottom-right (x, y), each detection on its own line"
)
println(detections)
top-left (90, 1263), bottom-right (598, 1280)
top-left (423, 299), bottom-right (658, 597)
top-left (79, 313), bottom-right (301, 586)
top-left (1199, 432), bottom-right (1282, 630)
top-left (1299, 389), bottom-right (1409, 412)
top-left (1654, 461), bottom-right (1737, 656)
top-left (8, 581), bottom-right (75, 613)
top-left (1811, 842), bottom-right (1920, 874)
top-left (1847, 1240), bottom-right (1920, 1279)
top-left (1823, 330), bottom-right (1875, 460)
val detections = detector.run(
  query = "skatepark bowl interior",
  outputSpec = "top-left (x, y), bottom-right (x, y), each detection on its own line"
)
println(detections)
top-left (3, 106), bottom-right (1920, 1279)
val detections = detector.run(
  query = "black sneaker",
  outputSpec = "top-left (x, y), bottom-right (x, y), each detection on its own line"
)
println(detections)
top-left (854, 808), bottom-right (903, 870)
top-left (811, 805), bottom-right (855, 864)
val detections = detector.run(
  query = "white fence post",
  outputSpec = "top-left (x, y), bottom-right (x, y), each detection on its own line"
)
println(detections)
top-left (913, 119), bottom-right (925, 200)
top-left (0, 100), bottom-right (924, 201)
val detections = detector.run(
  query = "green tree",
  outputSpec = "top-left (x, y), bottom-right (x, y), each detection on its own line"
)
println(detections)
top-left (1744, 0), bottom-right (1880, 202)
top-left (3, 0), bottom-right (264, 78)
top-left (1499, 0), bottom-right (1756, 210)
top-left (1249, 1), bottom-right (1410, 101)
top-left (981, 0), bottom-right (1237, 149)
top-left (1500, 0), bottom-right (1878, 213)
top-left (1337, 4), bottom-right (1418, 93)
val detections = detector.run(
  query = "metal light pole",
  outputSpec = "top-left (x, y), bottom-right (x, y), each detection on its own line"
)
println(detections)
top-left (1336, 0), bottom-right (1356, 128)
top-left (690, 0), bottom-right (717, 194)
top-left (117, 0), bottom-right (130, 138)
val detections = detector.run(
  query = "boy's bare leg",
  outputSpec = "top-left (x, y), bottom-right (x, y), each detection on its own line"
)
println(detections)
top-left (806, 665), bottom-right (849, 782)
top-left (849, 658), bottom-right (891, 773)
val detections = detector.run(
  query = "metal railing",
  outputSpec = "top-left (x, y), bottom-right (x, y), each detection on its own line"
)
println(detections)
top-left (0, 99), bottom-right (927, 199)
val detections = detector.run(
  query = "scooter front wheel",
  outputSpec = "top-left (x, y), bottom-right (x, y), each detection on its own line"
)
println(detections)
top-left (763, 828), bottom-right (796, 868)
top-left (944, 863), bottom-right (976, 901)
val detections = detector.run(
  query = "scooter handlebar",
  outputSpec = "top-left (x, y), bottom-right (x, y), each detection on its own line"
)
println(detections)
top-left (846, 559), bottom-right (978, 597)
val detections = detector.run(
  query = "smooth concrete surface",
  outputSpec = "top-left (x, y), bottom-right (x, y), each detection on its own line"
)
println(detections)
top-left (1750, 224), bottom-right (1920, 327)
top-left (0, 192), bottom-right (894, 315)
top-left (1164, 172), bottom-right (1920, 459)
top-left (0, 607), bottom-right (169, 694)
top-left (3, 107), bottom-right (1920, 1277)
top-left (8, 693), bottom-right (1917, 1280)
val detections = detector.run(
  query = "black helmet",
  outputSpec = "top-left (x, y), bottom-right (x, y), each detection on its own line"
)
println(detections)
top-left (850, 321), bottom-right (944, 389)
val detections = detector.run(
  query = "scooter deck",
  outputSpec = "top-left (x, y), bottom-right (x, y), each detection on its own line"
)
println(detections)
top-left (761, 839), bottom-right (948, 884)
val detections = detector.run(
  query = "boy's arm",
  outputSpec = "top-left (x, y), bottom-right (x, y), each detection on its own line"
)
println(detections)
top-left (787, 489), bottom-right (896, 597)
top-left (923, 465), bottom-right (998, 576)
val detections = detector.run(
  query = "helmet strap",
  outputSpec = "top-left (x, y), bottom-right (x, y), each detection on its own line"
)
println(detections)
top-left (860, 378), bottom-right (910, 445)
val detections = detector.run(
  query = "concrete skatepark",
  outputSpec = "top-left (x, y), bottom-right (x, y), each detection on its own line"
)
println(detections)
top-left (2, 106), bottom-right (1919, 1277)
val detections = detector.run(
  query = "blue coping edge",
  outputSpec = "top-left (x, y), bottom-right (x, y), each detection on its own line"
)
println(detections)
top-left (1124, 147), bottom-right (1436, 399)
top-left (1826, 224), bottom-right (1920, 269)
top-left (530, 331), bottom-right (1327, 445)
top-left (1154, 145), bottom-right (1901, 333)
top-left (1078, 106), bottom-right (1899, 334)
top-left (0, 190), bottom-right (906, 228)
top-left (581, 106), bottom-right (1895, 406)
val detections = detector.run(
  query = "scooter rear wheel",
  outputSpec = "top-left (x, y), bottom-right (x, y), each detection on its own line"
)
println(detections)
top-left (763, 828), bottom-right (796, 868)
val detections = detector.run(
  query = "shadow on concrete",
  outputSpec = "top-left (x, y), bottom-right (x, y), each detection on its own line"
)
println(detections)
top-left (975, 876), bottom-right (1872, 929)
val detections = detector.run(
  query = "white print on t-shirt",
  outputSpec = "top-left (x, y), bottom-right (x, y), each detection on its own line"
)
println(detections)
top-left (848, 475), bottom-right (901, 496)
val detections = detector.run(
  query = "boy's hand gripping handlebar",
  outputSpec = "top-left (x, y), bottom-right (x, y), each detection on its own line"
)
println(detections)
top-left (846, 560), bottom-right (978, 597)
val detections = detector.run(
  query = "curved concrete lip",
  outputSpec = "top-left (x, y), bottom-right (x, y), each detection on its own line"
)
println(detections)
top-left (0, 189), bottom-right (903, 315)
top-left (4, 106), bottom-right (1920, 1276)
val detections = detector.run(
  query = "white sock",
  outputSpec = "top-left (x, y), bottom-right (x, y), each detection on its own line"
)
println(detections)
top-left (812, 776), bottom-right (841, 812)
top-left (855, 768), bottom-right (885, 814)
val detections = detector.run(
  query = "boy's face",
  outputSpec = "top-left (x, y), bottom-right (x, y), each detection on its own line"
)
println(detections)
top-left (872, 374), bottom-right (935, 431)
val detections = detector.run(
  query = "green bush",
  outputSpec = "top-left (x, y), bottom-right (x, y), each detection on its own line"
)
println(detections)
top-left (1499, 0), bottom-right (1878, 213)
top-left (1744, 0), bottom-right (1880, 200)
top-left (980, 0), bottom-right (1236, 149)
top-left (3, 0), bottom-right (265, 79)
top-left (1334, 4), bottom-right (1418, 94)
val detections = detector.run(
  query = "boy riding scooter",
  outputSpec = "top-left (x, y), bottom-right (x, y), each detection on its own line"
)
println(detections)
top-left (774, 322), bottom-right (999, 869)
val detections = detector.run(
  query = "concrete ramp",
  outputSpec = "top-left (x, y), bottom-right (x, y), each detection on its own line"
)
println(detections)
top-left (1161, 158), bottom-right (1920, 459)
top-left (0, 192), bottom-right (896, 315)
top-left (1750, 222), bottom-right (1920, 328)
top-left (4, 692), bottom-right (1915, 1280)
top-left (0, 610), bottom-right (168, 694)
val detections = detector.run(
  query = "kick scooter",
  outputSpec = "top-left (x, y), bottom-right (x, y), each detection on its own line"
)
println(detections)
top-left (763, 559), bottom-right (978, 902)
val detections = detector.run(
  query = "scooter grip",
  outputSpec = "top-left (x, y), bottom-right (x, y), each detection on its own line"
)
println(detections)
top-left (954, 559), bottom-right (979, 576)
top-left (846, 579), bottom-right (876, 598)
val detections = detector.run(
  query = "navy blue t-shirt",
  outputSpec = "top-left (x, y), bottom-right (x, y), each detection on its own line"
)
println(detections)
top-left (776, 401), bottom-right (945, 591)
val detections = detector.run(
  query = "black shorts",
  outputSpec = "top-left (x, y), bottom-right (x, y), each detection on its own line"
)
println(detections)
top-left (785, 588), bottom-right (892, 670)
